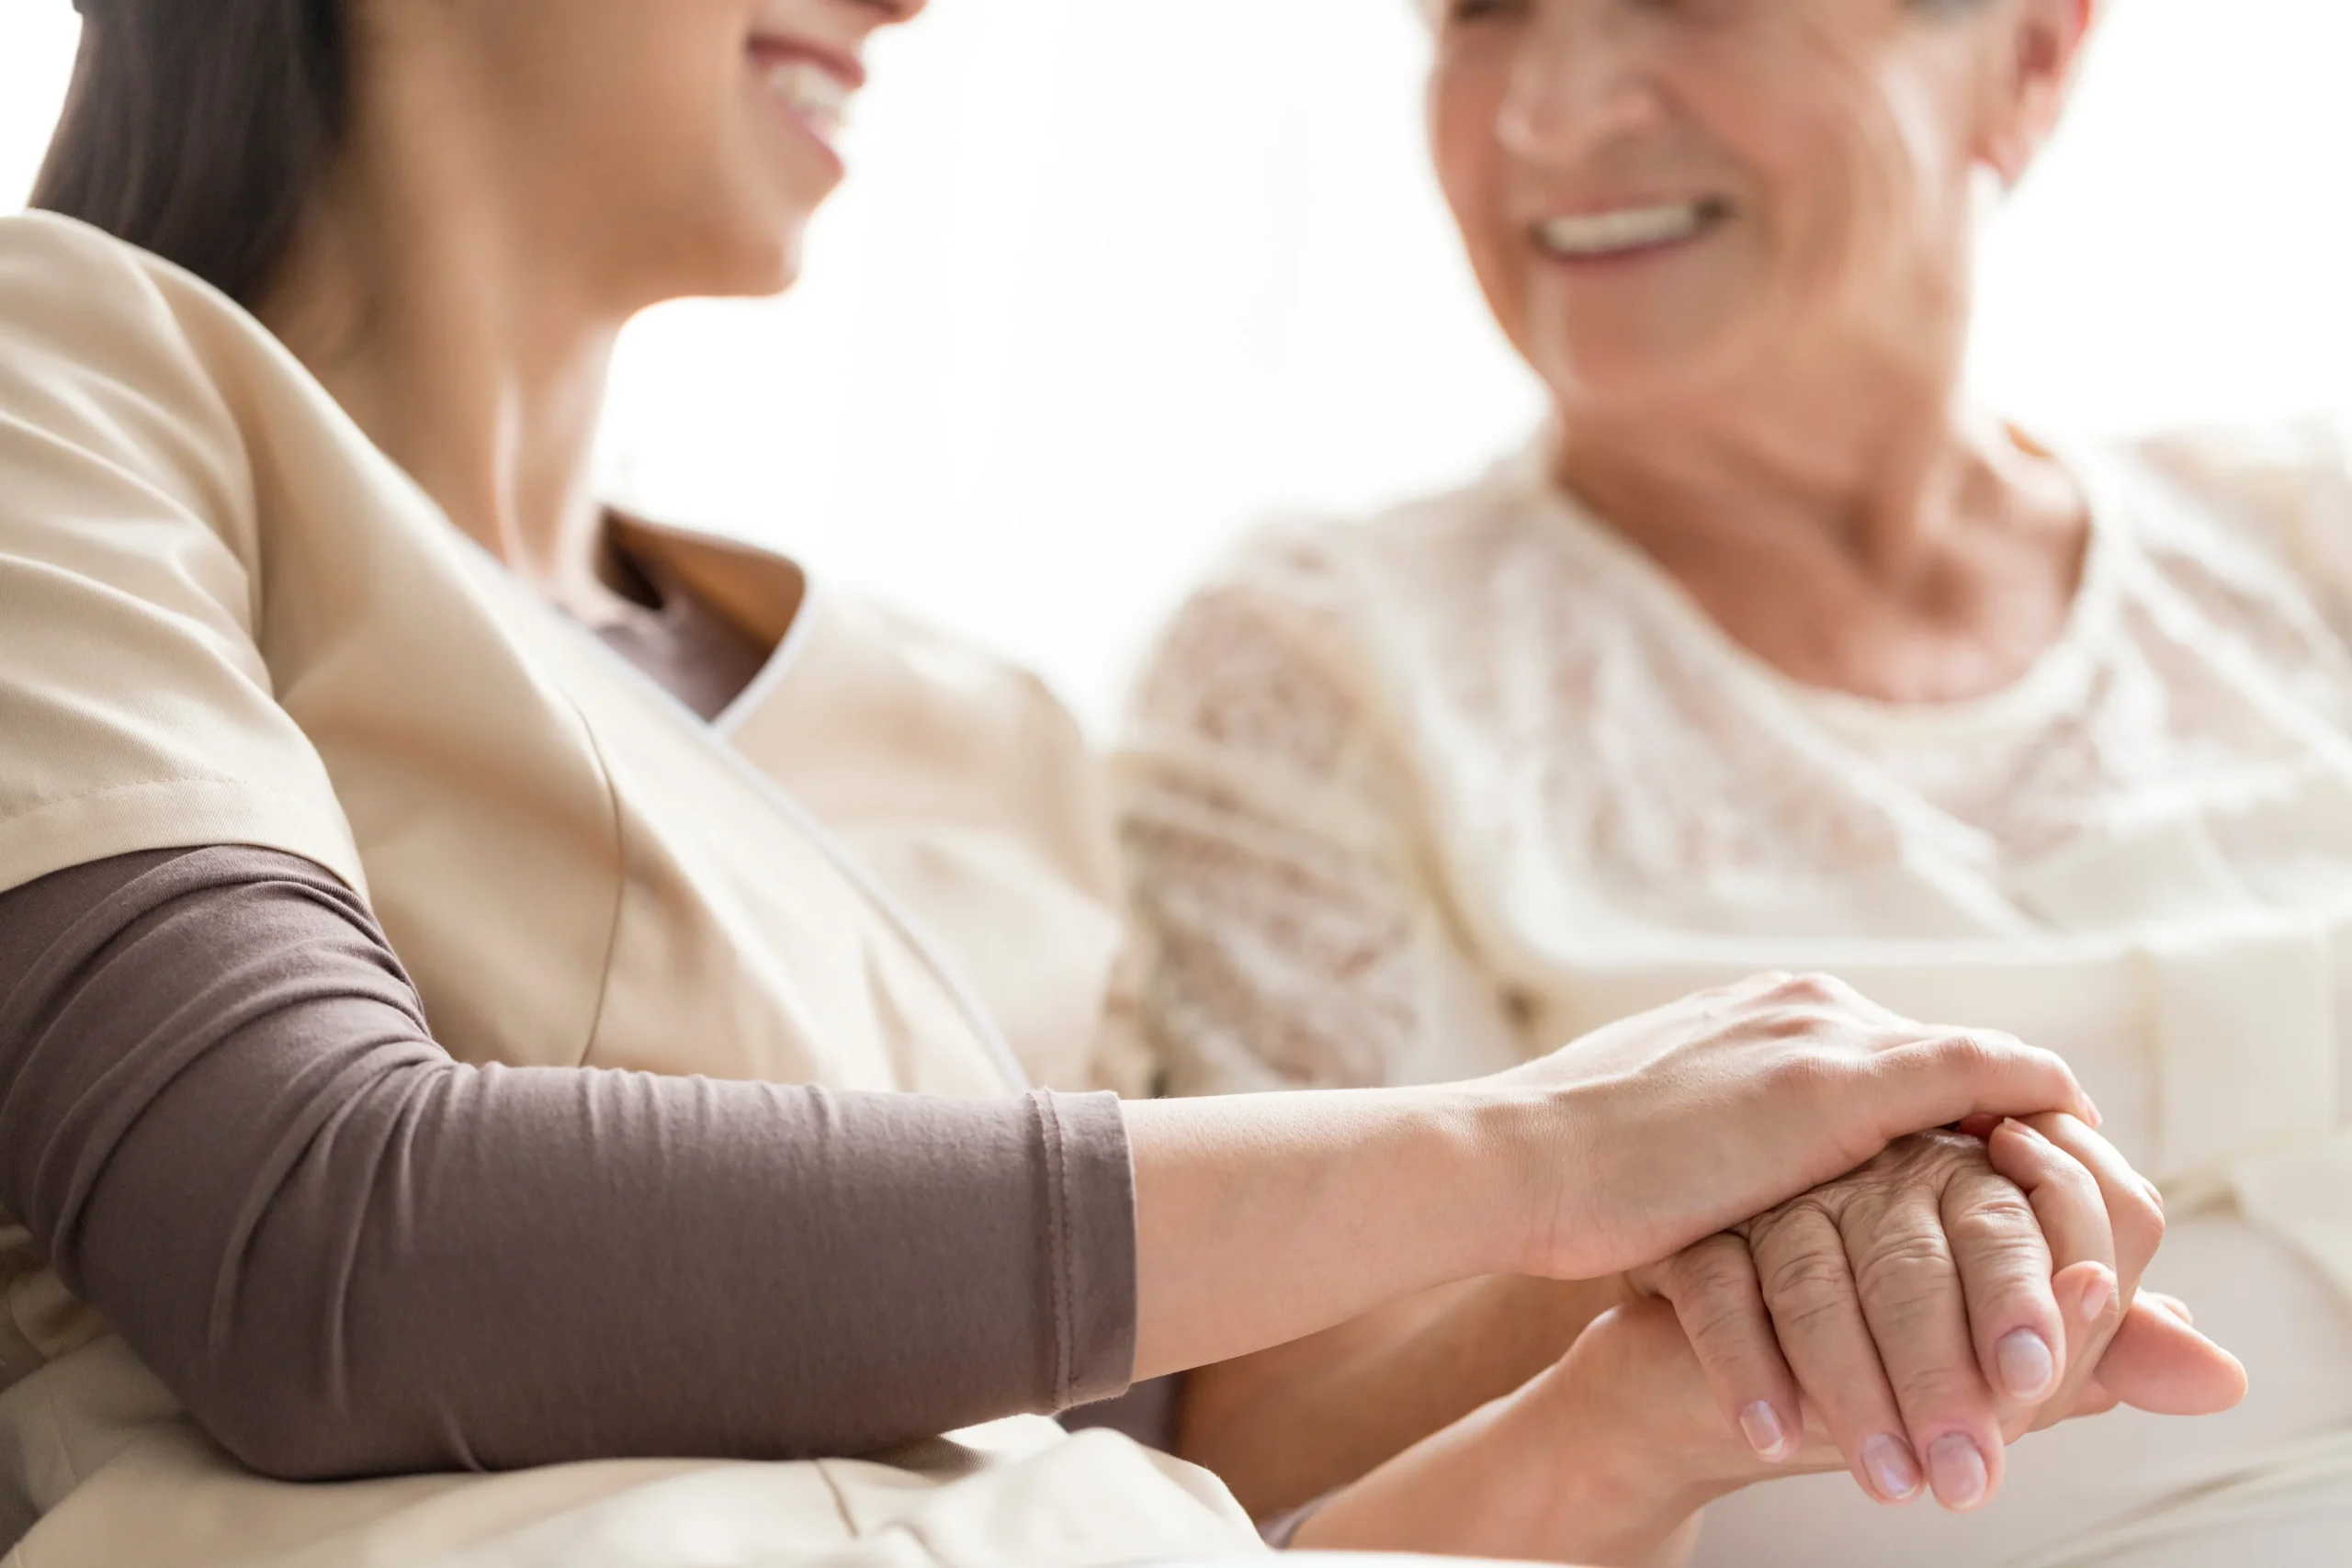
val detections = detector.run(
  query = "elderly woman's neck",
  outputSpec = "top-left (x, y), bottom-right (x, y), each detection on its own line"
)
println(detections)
top-left (258, 152), bottom-right (626, 622)
top-left (1556, 368), bottom-right (1998, 574)
top-left (1553, 370), bottom-right (2089, 705)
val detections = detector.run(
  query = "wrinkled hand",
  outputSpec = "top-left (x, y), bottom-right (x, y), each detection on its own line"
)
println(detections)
top-left (1289, 1280), bottom-right (2239, 1568)
top-left (1504, 972), bottom-right (2098, 1280)
top-left (1293, 1116), bottom-right (2239, 1566)
top-left (1542, 1282), bottom-right (2237, 1553)
top-left (1630, 1117), bottom-right (2245, 1513)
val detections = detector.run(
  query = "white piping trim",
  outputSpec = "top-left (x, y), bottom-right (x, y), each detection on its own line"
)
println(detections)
top-left (715, 573), bottom-right (827, 739)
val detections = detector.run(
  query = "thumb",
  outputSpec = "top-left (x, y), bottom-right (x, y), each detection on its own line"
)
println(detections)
top-left (2090, 1293), bottom-right (2247, 1417)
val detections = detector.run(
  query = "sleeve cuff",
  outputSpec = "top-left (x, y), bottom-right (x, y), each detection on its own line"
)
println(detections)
top-left (1031, 1089), bottom-right (1137, 1411)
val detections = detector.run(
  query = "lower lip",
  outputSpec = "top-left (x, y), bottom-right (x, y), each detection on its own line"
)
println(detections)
top-left (1534, 214), bottom-right (1726, 271)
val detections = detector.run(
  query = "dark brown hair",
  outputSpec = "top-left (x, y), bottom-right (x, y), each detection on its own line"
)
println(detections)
top-left (29, 0), bottom-right (349, 309)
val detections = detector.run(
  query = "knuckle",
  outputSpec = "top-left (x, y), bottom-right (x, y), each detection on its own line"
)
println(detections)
top-left (1849, 1238), bottom-right (1959, 1326)
top-left (1891, 1361), bottom-right (1984, 1416)
top-left (2117, 1187), bottom-right (2167, 1260)
top-left (1747, 1192), bottom-right (1836, 1246)
top-left (1758, 1248), bottom-right (1858, 1321)
top-left (1852, 1229), bottom-right (1955, 1280)
top-left (1679, 1287), bottom-right (1771, 1353)
top-left (1928, 1031), bottom-right (2003, 1077)
top-left (1943, 1235), bottom-right (2053, 1313)
top-left (1777, 972), bottom-right (1848, 1009)
top-left (1944, 1196), bottom-right (2042, 1256)
top-left (1860, 1129), bottom-right (1978, 1189)
top-left (1795, 971), bottom-right (1849, 1000)
top-left (1660, 1235), bottom-right (1751, 1299)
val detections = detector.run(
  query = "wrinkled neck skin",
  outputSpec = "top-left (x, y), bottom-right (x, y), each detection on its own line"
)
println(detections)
top-left (258, 47), bottom-right (628, 624)
top-left (1551, 285), bottom-right (2090, 706)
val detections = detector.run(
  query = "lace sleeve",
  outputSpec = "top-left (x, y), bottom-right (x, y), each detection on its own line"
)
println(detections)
top-left (1114, 530), bottom-right (1521, 1097)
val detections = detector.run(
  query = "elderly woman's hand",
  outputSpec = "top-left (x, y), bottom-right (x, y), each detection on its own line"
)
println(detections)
top-left (1292, 1269), bottom-right (2241, 1568)
top-left (1628, 1115), bottom-right (2243, 1513)
top-left (1282, 1116), bottom-right (2240, 1562)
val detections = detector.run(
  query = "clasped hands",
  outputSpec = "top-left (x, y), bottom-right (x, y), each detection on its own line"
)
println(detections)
top-left (1625, 1114), bottom-right (2241, 1509)
top-left (1294, 974), bottom-right (2246, 1564)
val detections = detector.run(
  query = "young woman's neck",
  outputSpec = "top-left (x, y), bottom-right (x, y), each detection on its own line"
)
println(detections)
top-left (258, 111), bottom-right (628, 621)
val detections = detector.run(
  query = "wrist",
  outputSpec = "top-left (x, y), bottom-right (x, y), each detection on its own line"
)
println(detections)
top-left (1511, 1356), bottom-right (1731, 1561)
top-left (1452, 1077), bottom-right (1585, 1278)
top-left (1458, 1086), bottom-right (1571, 1279)
top-left (1293, 1355), bottom-right (1719, 1565)
top-left (1417, 1082), bottom-right (1566, 1280)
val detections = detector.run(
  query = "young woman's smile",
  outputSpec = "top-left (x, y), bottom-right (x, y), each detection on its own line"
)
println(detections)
top-left (747, 32), bottom-right (865, 175)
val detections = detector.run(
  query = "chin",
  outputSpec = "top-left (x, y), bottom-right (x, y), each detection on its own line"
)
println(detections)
top-left (702, 217), bottom-right (813, 300)
top-left (1535, 346), bottom-right (1718, 416)
top-left (1525, 311), bottom-right (1751, 417)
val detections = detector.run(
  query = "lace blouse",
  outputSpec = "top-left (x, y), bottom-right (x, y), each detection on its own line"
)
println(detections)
top-left (1118, 425), bottom-right (2352, 1566)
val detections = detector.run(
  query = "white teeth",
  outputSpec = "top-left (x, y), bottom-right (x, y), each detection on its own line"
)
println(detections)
top-left (763, 61), bottom-right (854, 141)
top-left (1535, 202), bottom-right (1714, 259)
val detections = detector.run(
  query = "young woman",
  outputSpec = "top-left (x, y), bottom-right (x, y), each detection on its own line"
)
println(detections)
top-left (0, 2), bottom-right (2231, 1564)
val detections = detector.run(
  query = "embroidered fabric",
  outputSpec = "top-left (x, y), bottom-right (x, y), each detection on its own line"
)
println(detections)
top-left (1116, 423), bottom-right (2352, 1096)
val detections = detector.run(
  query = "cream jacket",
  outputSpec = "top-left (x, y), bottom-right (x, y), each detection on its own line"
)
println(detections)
top-left (0, 212), bottom-right (1247, 1567)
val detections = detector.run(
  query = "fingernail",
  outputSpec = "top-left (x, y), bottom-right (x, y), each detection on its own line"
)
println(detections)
top-left (1739, 1401), bottom-right (1791, 1461)
top-left (1928, 1433), bottom-right (1989, 1510)
top-left (1997, 1328), bottom-right (2056, 1401)
top-left (1861, 1434), bottom-right (1922, 1503)
top-left (2080, 1269), bottom-right (2115, 1324)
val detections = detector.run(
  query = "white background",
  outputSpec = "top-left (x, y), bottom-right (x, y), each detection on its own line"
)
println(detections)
top-left (6, 0), bottom-right (2351, 728)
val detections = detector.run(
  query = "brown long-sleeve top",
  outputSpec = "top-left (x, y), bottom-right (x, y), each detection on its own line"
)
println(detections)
top-left (0, 548), bottom-right (1141, 1483)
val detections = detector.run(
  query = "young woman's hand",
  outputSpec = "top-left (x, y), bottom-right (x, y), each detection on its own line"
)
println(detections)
top-left (1495, 971), bottom-right (2097, 1281)
top-left (1130, 970), bottom-right (2095, 1383)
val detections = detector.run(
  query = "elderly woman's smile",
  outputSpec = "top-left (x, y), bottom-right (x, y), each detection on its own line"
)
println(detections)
top-left (1430, 0), bottom-right (2015, 407)
top-left (1531, 197), bottom-right (1733, 264)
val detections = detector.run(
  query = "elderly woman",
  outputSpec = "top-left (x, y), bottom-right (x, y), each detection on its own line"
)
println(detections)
top-left (0, 0), bottom-right (2237, 1564)
top-left (1122, 0), bottom-right (2347, 1562)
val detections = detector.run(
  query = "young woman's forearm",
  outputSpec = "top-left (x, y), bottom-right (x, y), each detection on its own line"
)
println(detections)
top-left (1124, 1086), bottom-right (1536, 1379)
top-left (0, 848), bottom-right (1137, 1477)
